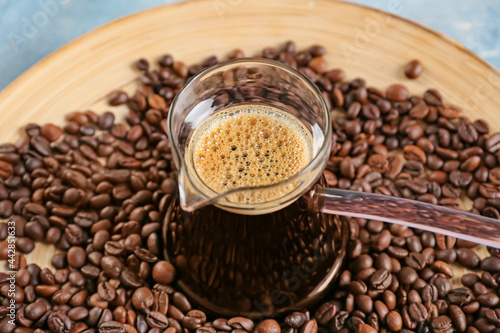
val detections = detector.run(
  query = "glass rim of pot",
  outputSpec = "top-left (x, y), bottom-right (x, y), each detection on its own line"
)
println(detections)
top-left (168, 58), bottom-right (332, 214)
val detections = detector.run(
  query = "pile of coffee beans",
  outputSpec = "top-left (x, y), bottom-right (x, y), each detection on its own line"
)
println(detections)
top-left (1, 40), bottom-right (500, 333)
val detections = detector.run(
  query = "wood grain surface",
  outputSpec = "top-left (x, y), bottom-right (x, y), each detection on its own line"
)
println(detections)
top-left (1, 0), bottom-right (499, 286)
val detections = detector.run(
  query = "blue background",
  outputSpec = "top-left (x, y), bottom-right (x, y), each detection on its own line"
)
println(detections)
top-left (1, 0), bottom-right (499, 92)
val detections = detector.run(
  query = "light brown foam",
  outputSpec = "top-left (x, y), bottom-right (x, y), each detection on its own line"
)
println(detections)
top-left (188, 105), bottom-right (312, 202)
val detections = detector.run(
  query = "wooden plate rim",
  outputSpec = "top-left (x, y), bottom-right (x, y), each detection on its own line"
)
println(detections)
top-left (1, 0), bottom-right (499, 105)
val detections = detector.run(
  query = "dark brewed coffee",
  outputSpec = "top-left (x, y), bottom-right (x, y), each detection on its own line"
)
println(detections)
top-left (163, 177), bottom-right (348, 317)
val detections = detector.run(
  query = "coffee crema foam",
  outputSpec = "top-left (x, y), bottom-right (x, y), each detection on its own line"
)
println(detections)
top-left (188, 105), bottom-right (313, 203)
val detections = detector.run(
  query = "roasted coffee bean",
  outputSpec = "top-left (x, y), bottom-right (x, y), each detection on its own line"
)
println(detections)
top-left (364, 313), bottom-right (378, 332)
top-left (398, 267), bottom-right (418, 285)
top-left (340, 157), bottom-right (355, 179)
top-left (47, 311), bottom-right (73, 333)
top-left (355, 295), bottom-right (373, 314)
top-left (386, 84), bottom-right (408, 101)
top-left (67, 307), bottom-right (88, 321)
top-left (404, 60), bottom-right (423, 79)
top-left (196, 327), bottom-right (216, 333)
top-left (0, 161), bottom-right (13, 180)
top-left (477, 293), bottom-right (500, 307)
top-left (330, 311), bottom-right (349, 332)
top-left (35, 285), bottom-right (59, 297)
top-left (168, 305), bottom-right (185, 321)
top-left (423, 89), bottom-right (443, 106)
top-left (119, 268), bottom-right (142, 288)
top-left (481, 256), bottom-right (500, 272)
top-left (474, 318), bottom-right (496, 333)
top-left (433, 261), bottom-right (453, 277)
top-left (356, 323), bottom-right (376, 333)
top-left (407, 289), bottom-right (422, 304)
top-left (135, 59), bottom-right (149, 71)
top-left (436, 249), bottom-right (456, 264)
top-left (362, 104), bottom-right (380, 119)
top-left (433, 275), bottom-right (451, 298)
top-left (39, 268), bottom-right (55, 286)
top-left (301, 319), bottom-right (318, 333)
top-left (104, 241), bottom-right (124, 256)
top-left (386, 311), bottom-right (402, 331)
top-left (172, 292), bottom-right (191, 313)
top-left (447, 288), bottom-right (472, 306)
top-left (16, 237), bottom-right (35, 253)
top-left (405, 252), bottom-right (426, 271)
top-left (373, 230), bottom-right (391, 252)
top-left (152, 261), bottom-right (176, 284)
top-left (338, 270), bottom-right (352, 287)
top-left (255, 319), bottom-right (281, 333)
top-left (461, 273), bottom-right (479, 287)
top-left (448, 305), bottom-right (466, 332)
top-left (98, 281), bottom-right (116, 302)
top-left (153, 290), bottom-right (169, 315)
top-left (481, 271), bottom-right (498, 288)
top-left (473, 282), bottom-right (488, 295)
top-left (421, 283), bottom-right (439, 303)
top-left (407, 302), bottom-right (427, 323)
top-left (52, 289), bottom-right (72, 304)
top-left (462, 301), bottom-right (479, 315)
top-left (67, 246), bottom-right (86, 268)
top-left (227, 316), bottom-right (254, 331)
top-left (285, 312), bottom-right (307, 328)
top-left (484, 309), bottom-right (500, 326)
top-left (458, 119), bottom-right (478, 143)
top-left (25, 302), bottom-right (47, 320)
top-left (369, 269), bottom-right (392, 290)
top-left (315, 302), bottom-right (337, 325)
top-left (146, 311), bottom-right (169, 329)
top-left (430, 315), bottom-right (452, 333)
top-left (349, 280), bottom-right (367, 295)
top-left (486, 133), bottom-right (500, 153)
top-left (387, 246), bottom-right (408, 259)
top-left (374, 301), bottom-right (389, 323)
top-left (380, 291), bottom-right (396, 311)
top-left (309, 57), bottom-right (328, 74)
top-left (353, 254), bottom-right (373, 272)
top-left (40, 124), bottom-right (62, 142)
top-left (456, 248), bottom-right (480, 268)
top-left (15, 268), bottom-right (30, 288)
top-left (99, 321), bottom-right (125, 333)
top-left (332, 88), bottom-right (344, 108)
top-left (109, 91), bottom-right (128, 106)
top-left (101, 255), bottom-right (124, 278)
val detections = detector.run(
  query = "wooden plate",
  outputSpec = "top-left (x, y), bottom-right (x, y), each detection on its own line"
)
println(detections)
top-left (1, 0), bottom-right (499, 285)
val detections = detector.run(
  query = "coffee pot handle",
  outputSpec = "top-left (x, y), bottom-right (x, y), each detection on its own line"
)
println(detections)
top-left (312, 186), bottom-right (500, 248)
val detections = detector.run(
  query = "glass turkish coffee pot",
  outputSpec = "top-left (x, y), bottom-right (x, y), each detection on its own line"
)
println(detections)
top-left (163, 59), bottom-right (500, 318)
